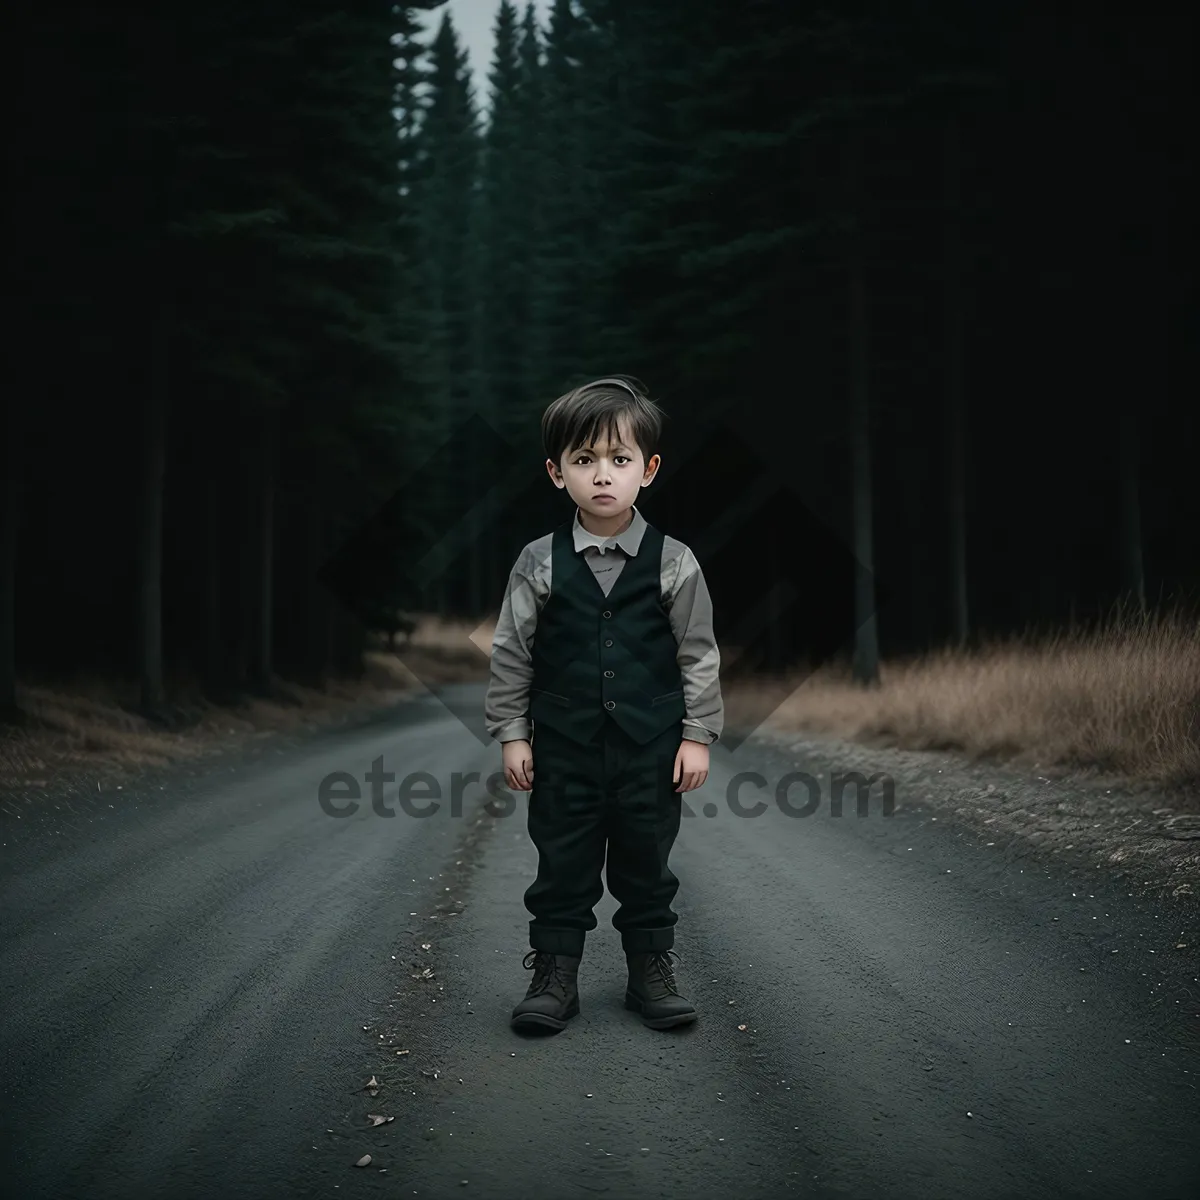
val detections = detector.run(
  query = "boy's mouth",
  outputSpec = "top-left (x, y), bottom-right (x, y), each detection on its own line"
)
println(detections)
top-left (592, 494), bottom-right (616, 503)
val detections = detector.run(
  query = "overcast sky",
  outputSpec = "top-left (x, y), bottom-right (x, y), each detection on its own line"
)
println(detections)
top-left (415, 0), bottom-right (554, 110)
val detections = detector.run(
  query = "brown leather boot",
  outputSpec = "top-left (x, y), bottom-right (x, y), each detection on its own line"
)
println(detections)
top-left (624, 949), bottom-right (697, 1029)
top-left (510, 949), bottom-right (581, 1031)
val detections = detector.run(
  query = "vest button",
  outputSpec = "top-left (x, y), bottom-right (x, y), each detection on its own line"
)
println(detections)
top-left (602, 610), bottom-right (612, 618)
top-left (604, 639), bottom-right (613, 647)
top-left (604, 700), bottom-right (615, 710)
top-left (604, 669), bottom-right (614, 678)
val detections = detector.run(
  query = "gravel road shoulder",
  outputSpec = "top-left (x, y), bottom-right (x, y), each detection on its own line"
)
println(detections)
top-left (747, 722), bottom-right (1199, 905)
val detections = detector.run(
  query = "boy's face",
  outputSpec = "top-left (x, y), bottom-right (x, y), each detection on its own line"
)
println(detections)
top-left (546, 414), bottom-right (660, 521)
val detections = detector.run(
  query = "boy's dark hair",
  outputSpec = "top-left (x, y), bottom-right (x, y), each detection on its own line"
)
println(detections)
top-left (541, 375), bottom-right (667, 469)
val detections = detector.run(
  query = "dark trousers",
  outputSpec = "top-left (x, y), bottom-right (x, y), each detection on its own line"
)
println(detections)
top-left (524, 714), bottom-right (684, 957)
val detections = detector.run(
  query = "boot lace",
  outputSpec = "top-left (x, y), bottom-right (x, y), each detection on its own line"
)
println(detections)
top-left (645, 949), bottom-right (683, 998)
top-left (523, 949), bottom-right (571, 996)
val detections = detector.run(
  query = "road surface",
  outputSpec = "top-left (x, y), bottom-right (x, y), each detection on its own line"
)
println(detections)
top-left (1, 682), bottom-right (1197, 1199)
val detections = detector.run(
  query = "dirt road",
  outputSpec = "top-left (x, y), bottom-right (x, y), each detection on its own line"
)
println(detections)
top-left (1, 683), bottom-right (1196, 1199)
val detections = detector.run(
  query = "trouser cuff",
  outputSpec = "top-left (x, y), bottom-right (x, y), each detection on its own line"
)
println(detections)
top-left (621, 928), bottom-right (675, 954)
top-left (529, 926), bottom-right (585, 957)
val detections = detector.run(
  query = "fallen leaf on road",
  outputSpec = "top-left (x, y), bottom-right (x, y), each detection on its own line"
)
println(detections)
top-left (355, 1155), bottom-right (372, 1167)
top-left (367, 1114), bottom-right (395, 1126)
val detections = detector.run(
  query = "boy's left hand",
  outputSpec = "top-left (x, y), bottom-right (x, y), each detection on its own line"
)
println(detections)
top-left (673, 738), bottom-right (709, 793)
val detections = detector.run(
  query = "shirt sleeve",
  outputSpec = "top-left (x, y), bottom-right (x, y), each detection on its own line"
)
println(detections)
top-left (664, 546), bottom-right (723, 744)
top-left (484, 545), bottom-right (542, 743)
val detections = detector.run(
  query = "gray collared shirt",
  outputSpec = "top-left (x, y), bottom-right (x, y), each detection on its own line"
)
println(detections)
top-left (485, 504), bottom-right (723, 745)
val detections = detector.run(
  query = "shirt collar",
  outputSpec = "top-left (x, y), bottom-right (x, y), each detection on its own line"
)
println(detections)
top-left (572, 503), bottom-right (646, 557)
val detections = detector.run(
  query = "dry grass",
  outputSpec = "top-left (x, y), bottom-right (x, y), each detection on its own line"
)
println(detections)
top-left (730, 606), bottom-right (1200, 789)
top-left (7, 607), bottom-right (1196, 795)
top-left (0, 612), bottom-right (492, 792)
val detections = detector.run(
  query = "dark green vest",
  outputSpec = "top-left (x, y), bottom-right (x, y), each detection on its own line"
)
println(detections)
top-left (529, 518), bottom-right (685, 746)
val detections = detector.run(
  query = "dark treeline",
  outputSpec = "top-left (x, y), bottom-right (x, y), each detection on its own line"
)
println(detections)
top-left (4, 0), bottom-right (1195, 718)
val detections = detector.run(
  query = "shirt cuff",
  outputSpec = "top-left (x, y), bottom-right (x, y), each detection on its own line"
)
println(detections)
top-left (495, 718), bottom-right (532, 743)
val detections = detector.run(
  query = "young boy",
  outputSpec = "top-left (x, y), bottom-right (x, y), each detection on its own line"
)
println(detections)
top-left (485, 376), bottom-right (723, 1033)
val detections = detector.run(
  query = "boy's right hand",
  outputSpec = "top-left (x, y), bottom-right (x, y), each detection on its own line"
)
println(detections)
top-left (502, 739), bottom-right (534, 791)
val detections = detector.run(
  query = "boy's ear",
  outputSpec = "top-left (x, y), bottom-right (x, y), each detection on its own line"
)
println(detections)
top-left (545, 457), bottom-right (565, 486)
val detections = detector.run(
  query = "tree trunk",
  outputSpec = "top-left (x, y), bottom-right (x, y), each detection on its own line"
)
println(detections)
top-left (0, 396), bottom-right (21, 719)
top-left (1118, 406), bottom-right (1146, 613)
top-left (346, 611), bottom-right (366, 679)
top-left (327, 578), bottom-right (342, 678)
top-left (468, 379), bottom-right (487, 624)
top-left (203, 466), bottom-right (224, 694)
top-left (330, 594), bottom-right (358, 677)
top-left (846, 124), bottom-right (879, 686)
top-left (307, 499), bottom-right (330, 686)
top-left (901, 435), bottom-right (927, 654)
top-left (227, 443), bottom-right (251, 692)
top-left (138, 345), bottom-right (169, 715)
top-left (944, 115), bottom-right (970, 648)
top-left (250, 405), bottom-right (277, 694)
